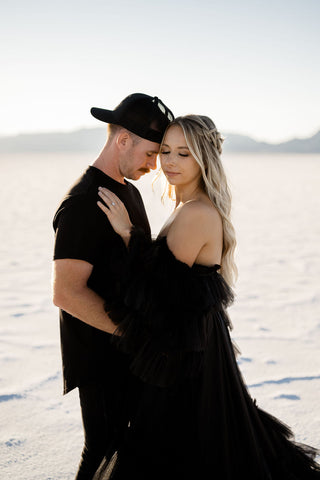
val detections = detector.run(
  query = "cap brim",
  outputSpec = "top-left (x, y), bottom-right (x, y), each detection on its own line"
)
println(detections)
top-left (90, 107), bottom-right (116, 124)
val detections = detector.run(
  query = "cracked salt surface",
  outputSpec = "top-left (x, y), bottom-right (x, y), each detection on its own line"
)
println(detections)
top-left (1, 152), bottom-right (319, 478)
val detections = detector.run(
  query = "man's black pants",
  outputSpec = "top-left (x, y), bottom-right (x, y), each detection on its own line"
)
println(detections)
top-left (75, 382), bottom-right (113, 479)
top-left (74, 363), bottom-right (136, 479)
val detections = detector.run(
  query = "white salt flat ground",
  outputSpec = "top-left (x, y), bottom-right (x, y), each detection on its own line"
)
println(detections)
top-left (0, 151), bottom-right (319, 479)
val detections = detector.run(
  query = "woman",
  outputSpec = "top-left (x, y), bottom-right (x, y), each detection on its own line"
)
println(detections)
top-left (95, 115), bottom-right (320, 479)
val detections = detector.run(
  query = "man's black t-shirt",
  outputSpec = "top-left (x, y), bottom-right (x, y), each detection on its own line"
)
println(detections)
top-left (53, 166), bottom-right (150, 394)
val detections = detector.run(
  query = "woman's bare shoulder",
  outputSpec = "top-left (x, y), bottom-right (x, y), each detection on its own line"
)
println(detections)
top-left (174, 199), bottom-right (222, 231)
top-left (166, 200), bottom-right (222, 266)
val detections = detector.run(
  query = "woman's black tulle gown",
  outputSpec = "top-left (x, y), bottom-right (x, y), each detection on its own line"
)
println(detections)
top-left (95, 229), bottom-right (320, 479)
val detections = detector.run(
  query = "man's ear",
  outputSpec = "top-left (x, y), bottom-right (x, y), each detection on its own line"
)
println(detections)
top-left (115, 130), bottom-right (131, 151)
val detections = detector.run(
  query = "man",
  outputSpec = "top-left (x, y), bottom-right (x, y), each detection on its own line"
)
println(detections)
top-left (52, 93), bottom-right (174, 479)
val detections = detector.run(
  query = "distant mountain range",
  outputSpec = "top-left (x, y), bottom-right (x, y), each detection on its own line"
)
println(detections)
top-left (223, 130), bottom-right (320, 153)
top-left (0, 127), bottom-right (319, 153)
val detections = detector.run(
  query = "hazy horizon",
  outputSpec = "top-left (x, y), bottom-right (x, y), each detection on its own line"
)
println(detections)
top-left (2, 0), bottom-right (320, 144)
top-left (0, 124), bottom-right (319, 147)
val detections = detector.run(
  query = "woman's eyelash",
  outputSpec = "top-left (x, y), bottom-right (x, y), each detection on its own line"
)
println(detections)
top-left (160, 151), bottom-right (189, 157)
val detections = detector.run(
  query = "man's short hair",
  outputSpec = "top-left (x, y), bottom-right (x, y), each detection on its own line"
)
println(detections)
top-left (108, 123), bottom-right (142, 145)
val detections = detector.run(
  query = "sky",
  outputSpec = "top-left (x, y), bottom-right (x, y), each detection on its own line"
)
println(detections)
top-left (1, 0), bottom-right (319, 143)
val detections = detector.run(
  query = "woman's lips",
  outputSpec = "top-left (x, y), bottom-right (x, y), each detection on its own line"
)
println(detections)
top-left (164, 171), bottom-right (180, 176)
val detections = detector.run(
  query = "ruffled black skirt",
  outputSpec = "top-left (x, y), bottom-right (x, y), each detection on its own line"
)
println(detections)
top-left (95, 233), bottom-right (320, 479)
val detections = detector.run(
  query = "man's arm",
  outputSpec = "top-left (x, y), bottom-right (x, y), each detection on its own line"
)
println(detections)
top-left (52, 258), bottom-right (117, 334)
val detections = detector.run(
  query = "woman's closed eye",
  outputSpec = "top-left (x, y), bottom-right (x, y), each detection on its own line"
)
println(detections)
top-left (160, 151), bottom-right (189, 157)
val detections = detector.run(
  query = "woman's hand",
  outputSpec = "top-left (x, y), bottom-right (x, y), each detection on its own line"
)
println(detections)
top-left (97, 187), bottom-right (133, 246)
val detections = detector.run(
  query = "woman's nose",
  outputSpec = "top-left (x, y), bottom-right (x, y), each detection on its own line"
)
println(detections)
top-left (162, 153), bottom-right (175, 166)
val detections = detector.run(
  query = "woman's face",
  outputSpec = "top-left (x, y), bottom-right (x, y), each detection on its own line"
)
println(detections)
top-left (160, 125), bottom-right (201, 187)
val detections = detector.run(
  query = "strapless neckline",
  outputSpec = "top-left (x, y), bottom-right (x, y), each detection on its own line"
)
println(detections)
top-left (156, 235), bottom-right (221, 273)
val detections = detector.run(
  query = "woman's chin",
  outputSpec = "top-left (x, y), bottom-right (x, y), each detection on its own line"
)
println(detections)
top-left (165, 174), bottom-right (181, 185)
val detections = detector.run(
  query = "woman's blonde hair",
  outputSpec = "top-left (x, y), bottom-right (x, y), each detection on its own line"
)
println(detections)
top-left (161, 115), bottom-right (237, 286)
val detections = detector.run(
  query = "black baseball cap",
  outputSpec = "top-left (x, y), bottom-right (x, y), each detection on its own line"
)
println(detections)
top-left (91, 93), bottom-right (174, 144)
